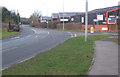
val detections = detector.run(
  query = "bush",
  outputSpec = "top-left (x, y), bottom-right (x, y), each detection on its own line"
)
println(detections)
top-left (30, 21), bottom-right (60, 29)
top-left (48, 21), bottom-right (60, 29)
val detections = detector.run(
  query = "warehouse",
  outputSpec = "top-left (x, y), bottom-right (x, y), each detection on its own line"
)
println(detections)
top-left (72, 5), bottom-right (120, 31)
top-left (58, 12), bottom-right (83, 22)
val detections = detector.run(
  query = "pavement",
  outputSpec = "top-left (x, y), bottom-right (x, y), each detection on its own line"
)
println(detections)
top-left (89, 35), bottom-right (119, 75)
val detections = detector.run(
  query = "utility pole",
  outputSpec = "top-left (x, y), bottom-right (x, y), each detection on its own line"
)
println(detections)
top-left (63, 0), bottom-right (65, 30)
top-left (85, 0), bottom-right (88, 42)
top-left (47, 4), bottom-right (49, 29)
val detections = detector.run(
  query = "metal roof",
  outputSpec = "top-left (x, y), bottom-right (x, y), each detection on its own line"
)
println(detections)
top-left (72, 5), bottom-right (120, 17)
top-left (58, 12), bottom-right (84, 18)
top-left (89, 5), bottom-right (120, 14)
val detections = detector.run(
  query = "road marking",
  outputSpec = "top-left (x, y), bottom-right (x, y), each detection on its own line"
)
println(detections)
top-left (26, 35), bottom-right (32, 38)
top-left (48, 32), bottom-right (50, 34)
top-left (2, 47), bottom-right (18, 52)
top-left (74, 34), bottom-right (77, 37)
top-left (71, 33), bottom-right (73, 38)
top-left (11, 37), bottom-right (20, 39)
top-left (31, 28), bottom-right (37, 34)
top-left (18, 56), bottom-right (35, 63)
top-left (68, 32), bottom-right (71, 33)
top-left (35, 36), bottom-right (38, 38)
top-left (2, 66), bottom-right (9, 71)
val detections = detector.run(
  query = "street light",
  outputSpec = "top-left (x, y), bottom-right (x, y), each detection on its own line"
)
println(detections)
top-left (63, 0), bottom-right (65, 30)
top-left (85, 0), bottom-right (88, 42)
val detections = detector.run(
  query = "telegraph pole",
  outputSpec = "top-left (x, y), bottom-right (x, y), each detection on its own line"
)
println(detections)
top-left (63, 0), bottom-right (65, 30)
top-left (85, 0), bottom-right (88, 42)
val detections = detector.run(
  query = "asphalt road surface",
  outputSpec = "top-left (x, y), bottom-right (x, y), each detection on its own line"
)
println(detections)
top-left (2, 25), bottom-right (71, 70)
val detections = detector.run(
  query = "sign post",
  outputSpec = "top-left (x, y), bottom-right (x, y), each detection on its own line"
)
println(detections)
top-left (85, 0), bottom-right (88, 42)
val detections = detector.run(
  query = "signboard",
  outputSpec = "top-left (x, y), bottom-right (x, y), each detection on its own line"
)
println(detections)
top-left (60, 19), bottom-right (69, 22)
top-left (102, 22), bottom-right (106, 24)
top-left (102, 27), bottom-right (108, 30)
top-left (97, 15), bottom-right (103, 21)
top-left (108, 15), bottom-right (116, 24)
top-left (94, 19), bottom-right (98, 22)
top-left (71, 18), bottom-right (74, 21)
top-left (81, 17), bottom-right (84, 23)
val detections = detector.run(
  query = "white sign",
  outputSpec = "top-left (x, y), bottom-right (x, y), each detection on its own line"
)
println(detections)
top-left (97, 15), bottom-right (103, 21)
top-left (108, 15), bottom-right (116, 24)
top-left (94, 19), bottom-right (98, 22)
top-left (81, 17), bottom-right (84, 23)
top-left (102, 27), bottom-right (108, 30)
top-left (60, 19), bottom-right (69, 22)
top-left (71, 18), bottom-right (74, 21)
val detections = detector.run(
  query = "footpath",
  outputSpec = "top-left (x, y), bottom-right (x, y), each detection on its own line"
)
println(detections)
top-left (89, 35), bottom-right (118, 75)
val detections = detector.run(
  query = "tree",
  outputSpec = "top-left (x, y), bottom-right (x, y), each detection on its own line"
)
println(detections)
top-left (2, 7), bottom-right (20, 24)
top-left (2, 7), bottom-right (11, 22)
top-left (2, 7), bottom-right (21, 31)
top-left (29, 10), bottom-right (42, 24)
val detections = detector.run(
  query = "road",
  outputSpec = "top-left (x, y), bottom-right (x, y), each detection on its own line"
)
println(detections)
top-left (2, 25), bottom-right (71, 70)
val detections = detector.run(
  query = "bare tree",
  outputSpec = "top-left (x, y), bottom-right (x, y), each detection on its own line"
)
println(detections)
top-left (29, 10), bottom-right (42, 23)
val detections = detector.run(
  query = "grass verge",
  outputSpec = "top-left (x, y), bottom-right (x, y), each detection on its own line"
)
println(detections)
top-left (0, 29), bottom-right (21, 38)
top-left (3, 35), bottom-right (111, 75)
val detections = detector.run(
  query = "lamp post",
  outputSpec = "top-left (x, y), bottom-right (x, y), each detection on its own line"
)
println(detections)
top-left (63, 0), bottom-right (65, 30)
top-left (85, 0), bottom-right (88, 42)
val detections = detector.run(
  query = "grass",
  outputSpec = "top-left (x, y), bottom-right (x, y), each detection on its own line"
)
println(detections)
top-left (3, 35), bottom-right (111, 75)
top-left (0, 29), bottom-right (20, 38)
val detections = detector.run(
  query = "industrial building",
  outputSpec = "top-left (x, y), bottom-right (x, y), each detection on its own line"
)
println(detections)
top-left (71, 5), bottom-right (120, 31)
top-left (58, 12), bottom-right (83, 22)
top-left (52, 12), bottom-right (83, 22)
top-left (51, 6), bottom-right (119, 32)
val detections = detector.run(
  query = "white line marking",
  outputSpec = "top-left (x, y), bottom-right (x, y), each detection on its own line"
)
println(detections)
top-left (35, 36), bottom-right (38, 38)
top-left (71, 33), bottom-right (73, 38)
top-left (26, 35), bottom-right (32, 38)
top-left (48, 32), bottom-right (50, 34)
top-left (68, 32), bottom-right (71, 34)
top-left (31, 29), bottom-right (37, 34)
top-left (11, 37), bottom-right (20, 39)
top-left (2, 56), bottom-right (35, 70)
top-left (3, 47), bottom-right (18, 52)
top-left (2, 67), bottom-right (9, 71)
top-left (74, 34), bottom-right (77, 37)
top-left (18, 56), bottom-right (35, 63)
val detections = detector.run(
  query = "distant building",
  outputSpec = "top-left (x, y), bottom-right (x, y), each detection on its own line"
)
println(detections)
top-left (51, 13), bottom-right (59, 21)
top-left (40, 16), bottom-right (52, 22)
top-left (72, 6), bottom-right (120, 32)
top-left (51, 12), bottom-right (83, 22)
top-left (72, 6), bottom-right (120, 25)
top-left (58, 12), bottom-right (83, 22)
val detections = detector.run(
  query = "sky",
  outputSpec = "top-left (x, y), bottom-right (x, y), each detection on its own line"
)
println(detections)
top-left (0, 0), bottom-right (119, 18)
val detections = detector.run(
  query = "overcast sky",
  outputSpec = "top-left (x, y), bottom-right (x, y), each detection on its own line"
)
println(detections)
top-left (0, 0), bottom-right (119, 18)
